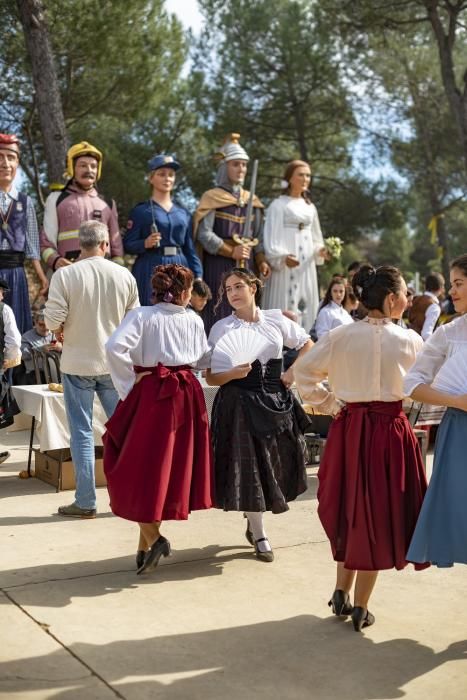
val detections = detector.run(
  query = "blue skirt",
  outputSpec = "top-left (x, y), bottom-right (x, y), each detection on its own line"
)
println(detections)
top-left (407, 407), bottom-right (467, 567)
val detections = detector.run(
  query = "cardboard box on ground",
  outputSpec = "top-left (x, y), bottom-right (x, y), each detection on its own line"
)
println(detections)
top-left (34, 447), bottom-right (106, 490)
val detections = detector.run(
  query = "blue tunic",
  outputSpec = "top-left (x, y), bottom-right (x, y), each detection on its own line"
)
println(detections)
top-left (407, 407), bottom-right (467, 567)
top-left (123, 201), bottom-right (202, 306)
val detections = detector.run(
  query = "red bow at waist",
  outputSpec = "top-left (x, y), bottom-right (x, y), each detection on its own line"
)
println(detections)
top-left (134, 364), bottom-right (194, 428)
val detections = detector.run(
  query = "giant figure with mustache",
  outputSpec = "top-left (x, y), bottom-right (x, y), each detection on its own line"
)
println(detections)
top-left (40, 142), bottom-right (124, 272)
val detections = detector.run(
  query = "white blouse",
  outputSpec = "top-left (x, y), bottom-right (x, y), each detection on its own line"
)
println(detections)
top-left (315, 301), bottom-right (354, 339)
top-left (106, 303), bottom-right (210, 400)
top-left (208, 308), bottom-right (310, 364)
top-left (294, 317), bottom-right (423, 415)
top-left (403, 313), bottom-right (467, 396)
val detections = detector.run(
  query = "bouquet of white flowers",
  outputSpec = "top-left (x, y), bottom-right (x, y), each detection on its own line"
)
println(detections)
top-left (324, 236), bottom-right (343, 260)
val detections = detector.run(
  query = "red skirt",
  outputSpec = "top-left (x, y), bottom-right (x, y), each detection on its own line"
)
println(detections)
top-left (103, 365), bottom-right (214, 523)
top-left (317, 401), bottom-right (429, 571)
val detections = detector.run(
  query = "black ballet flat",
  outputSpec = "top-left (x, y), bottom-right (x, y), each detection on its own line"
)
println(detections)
top-left (136, 550), bottom-right (146, 570)
top-left (136, 535), bottom-right (171, 575)
top-left (351, 606), bottom-right (375, 632)
top-left (328, 589), bottom-right (353, 617)
top-left (254, 537), bottom-right (274, 563)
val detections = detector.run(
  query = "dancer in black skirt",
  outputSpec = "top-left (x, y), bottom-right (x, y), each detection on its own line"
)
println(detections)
top-left (206, 268), bottom-right (313, 561)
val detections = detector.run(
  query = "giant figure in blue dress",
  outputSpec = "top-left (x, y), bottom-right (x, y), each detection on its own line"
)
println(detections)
top-left (124, 155), bottom-right (202, 305)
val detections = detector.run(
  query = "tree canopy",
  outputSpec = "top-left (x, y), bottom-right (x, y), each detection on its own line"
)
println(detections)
top-left (1, 0), bottom-right (466, 280)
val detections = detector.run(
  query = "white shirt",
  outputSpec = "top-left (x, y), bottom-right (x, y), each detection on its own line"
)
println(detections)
top-left (208, 308), bottom-right (310, 363)
top-left (44, 256), bottom-right (139, 376)
top-left (420, 292), bottom-right (441, 341)
top-left (106, 303), bottom-right (211, 400)
top-left (404, 313), bottom-right (467, 396)
top-left (315, 301), bottom-right (354, 339)
top-left (2, 303), bottom-right (21, 360)
top-left (294, 317), bottom-right (423, 415)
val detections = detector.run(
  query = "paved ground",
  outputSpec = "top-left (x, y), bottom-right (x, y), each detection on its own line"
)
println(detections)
top-left (1, 424), bottom-right (466, 700)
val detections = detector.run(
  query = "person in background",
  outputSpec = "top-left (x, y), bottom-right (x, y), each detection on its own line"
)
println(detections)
top-left (44, 221), bottom-right (139, 519)
top-left (15, 311), bottom-right (60, 384)
top-left (294, 264), bottom-right (428, 632)
top-left (0, 277), bottom-right (21, 368)
top-left (0, 134), bottom-right (48, 332)
top-left (124, 154), bottom-right (202, 306)
top-left (188, 279), bottom-right (212, 314)
top-left (408, 272), bottom-right (445, 340)
top-left (40, 141), bottom-right (124, 271)
top-left (0, 276), bottom-right (21, 450)
top-left (314, 277), bottom-right (353, 340)
top-left (344, 285), bottom-right (359, 315)
top-left (346, 261), bottom-right (361, 284)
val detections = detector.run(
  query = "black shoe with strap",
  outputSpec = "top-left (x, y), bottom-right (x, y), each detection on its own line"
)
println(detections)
top-left (254, 537), bottom-right (274, 563)
top-left (137, 535), bottom-right (171, 575)
top-left (351, 606), bottom-right (375, 632)
top-left (328, 589), bottom-right (353, 617)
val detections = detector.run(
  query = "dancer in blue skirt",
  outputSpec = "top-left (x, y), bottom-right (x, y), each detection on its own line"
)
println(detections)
top-left (404, 253), bottom-right (467, 567)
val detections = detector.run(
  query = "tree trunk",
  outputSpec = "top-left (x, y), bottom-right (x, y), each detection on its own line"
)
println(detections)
top-left (16, 0), bottom-right (68, 185)
top-left (424, 0), bottom-right (467, 179)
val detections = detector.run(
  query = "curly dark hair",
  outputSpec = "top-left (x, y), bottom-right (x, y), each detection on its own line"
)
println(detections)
top-left (151, 264), bottom-right (194, 305)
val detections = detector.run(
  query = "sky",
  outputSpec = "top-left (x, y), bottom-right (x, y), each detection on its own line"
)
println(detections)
top-left (165, 0), bottom-right (203, 32)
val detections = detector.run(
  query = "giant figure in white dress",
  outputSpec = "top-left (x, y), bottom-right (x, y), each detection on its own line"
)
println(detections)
top-left (262, 160), bottom-right (325, 329)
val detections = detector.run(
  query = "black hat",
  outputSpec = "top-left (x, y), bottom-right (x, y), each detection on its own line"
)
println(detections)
top-left (0, 278), bottom-right (10, 292)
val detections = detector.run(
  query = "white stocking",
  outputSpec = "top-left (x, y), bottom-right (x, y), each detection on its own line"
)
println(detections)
top-left (245, 511), bottom-right (272, 552)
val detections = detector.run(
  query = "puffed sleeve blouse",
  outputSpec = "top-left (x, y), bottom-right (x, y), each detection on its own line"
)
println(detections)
top-left (106, 303), bottom-right (210, 400)
top-left (208, 308), bottom-right (310, 364)
top-left (294, 317), bottom-right (423, 415)
top-left (403, 313), bottom-right (467, 396)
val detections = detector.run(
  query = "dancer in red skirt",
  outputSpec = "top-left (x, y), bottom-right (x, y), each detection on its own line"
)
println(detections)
top-left (295, 265), bottom-right (429, 631)
top-left (103, 264), bottom-right (214, 574)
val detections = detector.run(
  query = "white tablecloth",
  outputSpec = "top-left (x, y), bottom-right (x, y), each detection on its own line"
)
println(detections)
top-left (12, 380), bottom-right (221, 452)
top-left (12, 385), bottom-right (107, 451)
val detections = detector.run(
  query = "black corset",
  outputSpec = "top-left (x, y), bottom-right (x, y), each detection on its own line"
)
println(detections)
top-left (229, 359), bottom-right (284, 393)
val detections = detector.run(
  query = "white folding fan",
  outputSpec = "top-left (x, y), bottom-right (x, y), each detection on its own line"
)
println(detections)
top-left (431, 349), bottom-right (467, 396)
top-left (211, 327), bottom-right (270, 374)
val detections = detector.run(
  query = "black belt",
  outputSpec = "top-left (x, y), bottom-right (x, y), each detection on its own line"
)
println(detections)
top-left (0, 251), bottom-right (25, 268)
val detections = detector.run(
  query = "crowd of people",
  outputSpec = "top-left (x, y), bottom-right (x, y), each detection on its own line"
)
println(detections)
top-left (1, 129), bottom-right (466, 634)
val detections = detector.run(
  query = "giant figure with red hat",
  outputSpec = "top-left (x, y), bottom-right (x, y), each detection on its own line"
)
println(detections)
top-left (40, 141), bottom-right (124, 271)
top-left (0, 134), bottom-right (48, 333)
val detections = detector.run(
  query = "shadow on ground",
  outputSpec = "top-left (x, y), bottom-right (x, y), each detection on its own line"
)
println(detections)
top-left (0, 615), bottom-right (465, 700)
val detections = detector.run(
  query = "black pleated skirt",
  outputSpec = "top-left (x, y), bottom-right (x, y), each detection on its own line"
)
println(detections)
top-left (211, 359), bottom-right (310, 513)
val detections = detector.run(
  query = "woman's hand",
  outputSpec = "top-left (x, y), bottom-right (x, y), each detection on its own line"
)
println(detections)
top-left (231, 363), bottom-right (252, 379)
top-left (285, 255), bottom-right (299, 268)
top-left (205, 363), bottom-right (251, 386)
top-left (453, 394), bottom-right (467, 412)
top-left (134, 371), bottom-right (151, 385)
top-left (281, 368), bottom-right (294, 388)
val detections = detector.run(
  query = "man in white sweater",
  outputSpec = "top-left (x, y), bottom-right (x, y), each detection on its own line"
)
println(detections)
top-left (45, 221), bottom-right (139, 518)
